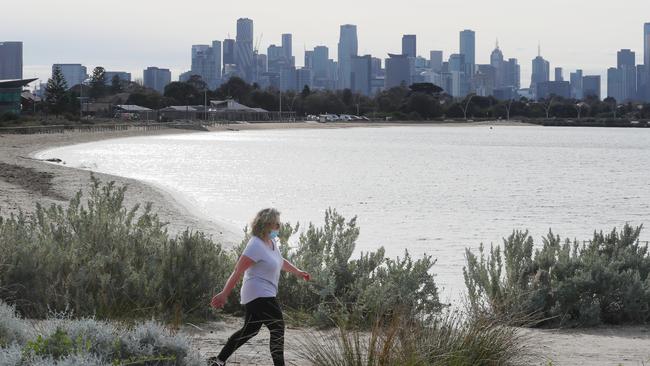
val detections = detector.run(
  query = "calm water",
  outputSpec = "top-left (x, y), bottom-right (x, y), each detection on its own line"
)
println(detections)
top-left (36, 126), bottom-right (650, 300)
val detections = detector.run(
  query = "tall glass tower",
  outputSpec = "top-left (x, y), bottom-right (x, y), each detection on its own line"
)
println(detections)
top-left (459, 30), bottom-right (476, 76)
top-left (338, 24), bottom-right (358, 89)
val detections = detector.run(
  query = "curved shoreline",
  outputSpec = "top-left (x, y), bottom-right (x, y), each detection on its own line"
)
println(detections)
top-left (3, 120), bottom-right (533, 246)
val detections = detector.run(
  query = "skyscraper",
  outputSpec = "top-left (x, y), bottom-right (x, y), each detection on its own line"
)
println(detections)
top-left (235, 18), bottom-right (254, 82)
top-left (312, 46), bottom-right (329, 81)
top-left (402, 35), bottom-right (416, 58)
top-left (267, 45), bottom-right (285, 74)
top-left (583, 75), bottom-right (601, 100)
top-left (385, 54), bottom-right (410, 89)
top-left (52, 64), bottom-right (87, 88)
top-left (350, 55), bottom-right (372, 96)
top-left (0, 42), bottom-right (22, 80)
top-left (449, 53), bottom-right (469, 97)
top-left (430, 51), bottom-right (443, 72)
top-left (223, 39), bottom-right (235, 65)
top-left (304, 50), bottom-right (314, 69)
top-left (643, 23), bottom-right (650, 102)
top-left (555, 67), bottom-right (563, 82)
top-left (459, 30), bottom-right (476, 77)
top-left (490, 42), bottom-right (504, 88)
top-left (338, 24), bottom-right (358, 89)
top-left (503, 58), bottom-right (520, 89)
top-left (282, 34), bottom-right (293, 67)
top-left (616, 49), bottom-right (636, 102)
top-left (191, 41), bottom-right (222, 89)
top-left (570, 69), bottom-right (584, 99)
top-left (530, 47), bottom-right (550, 99)
top-left (143, 67), bottom-right (171, 94)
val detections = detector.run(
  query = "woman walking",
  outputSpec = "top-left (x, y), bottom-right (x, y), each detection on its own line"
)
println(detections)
top-left (209, 208), bottom-right (310, 366)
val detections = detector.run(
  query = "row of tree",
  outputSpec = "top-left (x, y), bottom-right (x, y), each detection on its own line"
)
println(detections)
top-left (42, 67), bottom-right (650, 120)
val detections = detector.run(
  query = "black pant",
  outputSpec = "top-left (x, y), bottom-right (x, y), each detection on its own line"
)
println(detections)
top-left (217, 297), bottom-right (285, 365)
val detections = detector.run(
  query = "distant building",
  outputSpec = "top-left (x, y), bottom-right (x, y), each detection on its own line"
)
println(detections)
top-left (582, 75), bottom-right (601, 100)
top-left (570, 69), bottom-right (583, 99)
top-left (104, 71), bottom-right (132, 83)
top-left (530, 52), bottom-right (550, 99)
top-left (267, 44), bottom-right (286, 74)
top-left (280, 65), bottom-right (296, 91)
top-left (385, 54), bottom-right (410, 89)
top-left (554, 67), bottom-right (563, 82)
top-left (338, 24), bottom-right (358, 89)
top-left (371, 57), bottom-right (383, 78)
top-left (449, 53), bottom-right (470, 97)
top-left (504, 58), bottom-right (520, 89)
top-left (638, 65), bottom-right (647, 101)
top-left (236, 18), bottom-right (254, 82)
top-left (191, 41), bottom-right (222, 89)
top-left (618, 49), bottom-right (636, 102)
top-left (430, 50), bottom-right (443, 72)
top-left (296, 67), bottom-right (313, 90)
top-left (644, 23), bottom-right (650, 101)
top-left (312, 46), bottom-right (329, 77)
top-left (474, 64), bottom-right (496, 97)
top-left (536, 81), bottom-right (571, 99)
top-left (223, 39), bottom-right (235, 66)
top-left (143, 67), bottom-right (171, 94)
top-left (304, 50), bottom-right (314, 69)
top-left (0, 42), bottom-right (23, 80)
top-left (350, 55), bottom-right (372, 96)
top-left (402, 35), bottom-right (416, 58)
top-left (282, 33), bottom-right (294, 67)
top-left (459, 30), bottom-right (476, 77)
top-left (52, 64), bottom-right (87, 88)
top-left (490, 42), bottom-right (505, 88)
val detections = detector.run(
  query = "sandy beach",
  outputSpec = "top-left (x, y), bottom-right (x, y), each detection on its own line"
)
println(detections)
top-left (2, 120), bottom-right (650, 365)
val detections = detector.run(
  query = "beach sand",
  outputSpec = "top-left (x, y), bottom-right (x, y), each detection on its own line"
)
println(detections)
top-left (2, 120), bottom-right (649, 365)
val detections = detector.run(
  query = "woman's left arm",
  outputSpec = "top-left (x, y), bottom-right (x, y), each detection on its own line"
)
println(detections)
top-left (282, 259), bottom-right (311, 281)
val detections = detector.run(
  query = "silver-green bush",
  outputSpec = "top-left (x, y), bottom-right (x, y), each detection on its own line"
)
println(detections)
top-left (0, 175), bottom-right (232, 320)
top-left (464, 225), bottom-right (650, 326)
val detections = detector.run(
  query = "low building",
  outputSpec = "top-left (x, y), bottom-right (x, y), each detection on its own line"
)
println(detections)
top-left (0, 78), bottom-right (37, 115)
top-left (114, 104), bottom-right (154, 120)
top-left (209, 99), bottom-right (293, 122)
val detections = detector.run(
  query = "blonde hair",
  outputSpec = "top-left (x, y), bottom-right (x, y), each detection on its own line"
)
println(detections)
top-left (250, 208), bottom-right (281, 238)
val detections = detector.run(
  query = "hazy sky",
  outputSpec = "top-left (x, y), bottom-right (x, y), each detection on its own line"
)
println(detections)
top-left (4, 0), bottom-right (650, 91)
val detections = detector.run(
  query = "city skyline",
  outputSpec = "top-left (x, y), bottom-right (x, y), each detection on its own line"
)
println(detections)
top-left (4, 0), bottom-right (649, 93)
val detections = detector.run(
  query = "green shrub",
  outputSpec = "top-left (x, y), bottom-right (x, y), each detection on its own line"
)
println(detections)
top-left (278, 208), bottom-right (443, 327)
top-left (0, 175), bottom-right (231, 321)
top-left (0, 300), bottom-right (201, 365)
top-left (464, 225), bottom-right (650, 326)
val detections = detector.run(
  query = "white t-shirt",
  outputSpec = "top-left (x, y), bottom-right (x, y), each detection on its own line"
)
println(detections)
top-left (240, 236), bottom-right (284, 304)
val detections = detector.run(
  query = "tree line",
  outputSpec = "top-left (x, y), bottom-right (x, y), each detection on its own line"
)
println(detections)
top-left (41, 66), bottom-right (650, 121)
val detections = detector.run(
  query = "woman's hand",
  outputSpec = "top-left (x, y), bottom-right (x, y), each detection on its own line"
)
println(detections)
top-left (298, 270), bottom-right (311, 281)
top-left (210, 291), bottom-right (228, 309)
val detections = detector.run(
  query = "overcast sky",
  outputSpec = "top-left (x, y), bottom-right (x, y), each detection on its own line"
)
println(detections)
top-left (4, 0), bottom-right (650, 91)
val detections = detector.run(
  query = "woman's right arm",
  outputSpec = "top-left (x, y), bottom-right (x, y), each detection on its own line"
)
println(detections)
top-left (210, 255), bottom-right (255, 309)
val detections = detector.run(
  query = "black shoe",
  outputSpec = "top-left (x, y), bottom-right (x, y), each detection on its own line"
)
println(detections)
top-left (207, 356), bottom-right (225, 366)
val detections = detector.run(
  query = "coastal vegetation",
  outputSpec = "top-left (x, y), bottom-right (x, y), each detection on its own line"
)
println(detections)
top-left (0, 177), bottom-right (440, 328)
top-left (464, 226), bottom-right (650, 327)
top-left (0, 301), bottom-right (201, 365)
top-left (10, 69), bottom-right (649, 126)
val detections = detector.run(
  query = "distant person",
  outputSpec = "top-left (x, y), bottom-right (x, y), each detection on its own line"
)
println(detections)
top-left (208, 208), bottom-right (311, 366)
